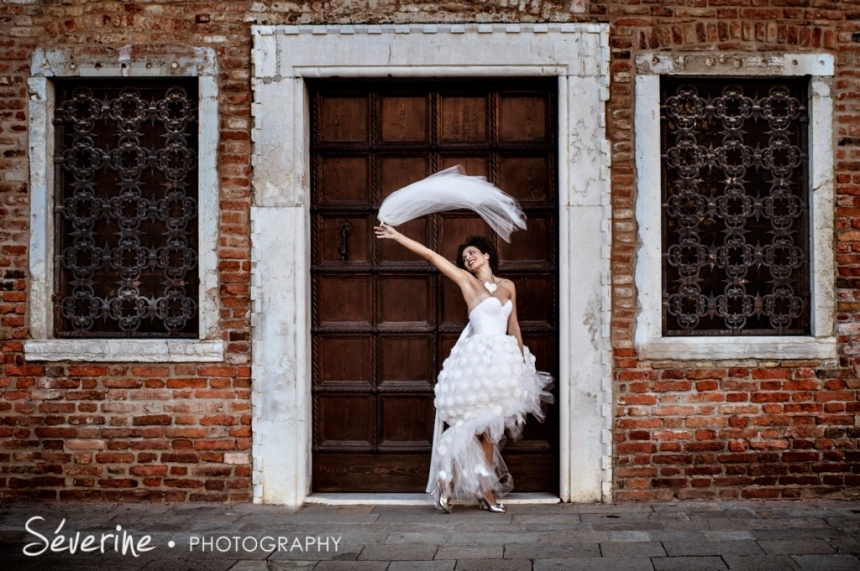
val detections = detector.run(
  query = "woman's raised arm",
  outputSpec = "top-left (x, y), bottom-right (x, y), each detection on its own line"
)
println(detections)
top-left (374, 222), bottom-right (470, 289)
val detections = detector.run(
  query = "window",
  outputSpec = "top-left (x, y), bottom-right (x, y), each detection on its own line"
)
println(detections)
top-left (635, 54), bottom-right (836, 360)
top-left (661, 78), bottom-right (810, 336)
top-left (54, 79), bottom-right (200, 338)
top-left (26, 49), bottom-right (222, 361)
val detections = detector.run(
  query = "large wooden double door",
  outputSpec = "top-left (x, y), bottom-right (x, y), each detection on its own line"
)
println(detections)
top-left (310, 78), bottom-right (559, 492)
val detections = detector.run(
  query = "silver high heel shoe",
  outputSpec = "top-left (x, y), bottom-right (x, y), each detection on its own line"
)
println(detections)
top-left (477, 495), bottom-right (506, 513)
top-left (433, 484), bottom-right (453, 514)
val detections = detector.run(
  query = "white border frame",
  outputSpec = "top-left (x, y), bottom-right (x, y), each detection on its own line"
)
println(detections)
top-left (634, 53), bottom-right (837, 361)
top-left (25, 48), bottom-right (223, 362)
top-left (250, 24), bottom-right (613, 507)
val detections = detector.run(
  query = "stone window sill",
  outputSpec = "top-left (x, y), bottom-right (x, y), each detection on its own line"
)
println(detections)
top-left (24, 339), bottom-right (225, 362)
top-left (637, 336), bottom-right (837, 361)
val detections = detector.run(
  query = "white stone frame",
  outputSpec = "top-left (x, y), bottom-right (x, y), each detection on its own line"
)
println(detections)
top-left (250, 23), bottom-right (613, 507)
top-left (634, 53), bottom-right (837, 361)
top-left (25, 48), bottom-right (223, 362)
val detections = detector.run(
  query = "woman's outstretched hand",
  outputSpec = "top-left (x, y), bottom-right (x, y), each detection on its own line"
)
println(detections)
top-left (374, 222), bottom-right (400, 240)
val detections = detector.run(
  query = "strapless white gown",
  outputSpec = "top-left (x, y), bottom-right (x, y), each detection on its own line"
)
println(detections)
top-left (426, 295), bottom-right (553, 502)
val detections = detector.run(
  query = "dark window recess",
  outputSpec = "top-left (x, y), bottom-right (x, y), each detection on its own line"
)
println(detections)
top-left (661, 77), bottom-right (810, 336)
top-left (54, 79), bottom-right (199, 338)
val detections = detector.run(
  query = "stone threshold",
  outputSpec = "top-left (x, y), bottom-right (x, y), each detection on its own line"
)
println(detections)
top-left (305, 492), bottom-right (560, 506)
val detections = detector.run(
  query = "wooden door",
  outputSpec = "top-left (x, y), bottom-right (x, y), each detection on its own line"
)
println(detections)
top-left (310, 78), bottom-right (558, 492)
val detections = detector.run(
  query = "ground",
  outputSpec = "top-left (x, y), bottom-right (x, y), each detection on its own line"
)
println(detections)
top-left (1, 499), bottom-right (860, 570)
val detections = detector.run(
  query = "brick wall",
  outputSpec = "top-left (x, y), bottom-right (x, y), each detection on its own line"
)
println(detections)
top-left (599, 0), bottom-right (860, 500)
top-left (0, 0), bottom-right (262, 502)
top-left (1, 0), bottom-right (859, 502)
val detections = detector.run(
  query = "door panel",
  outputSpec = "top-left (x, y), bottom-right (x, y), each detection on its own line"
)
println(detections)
top-left (314, 214), bottom-right (371, 265)
top-left (317, 335), bottom-right (372, 385)
top-left (311, 78), bottom-right (558, 493)
top-left (381, 96), bottom-right (429, 142)
top-left (316, 394), bottom-right (373, 449)
top-left (439, 96), bottom-right (487, 142)
top-left (319, 96), bottom-right (369, 142)
top-left (439, 155), bottom-right (488, 175)
top-left (498, 155), bottom-right (551, 202)
top-left (318, 156), bottom-right (370, 203)
top-left (379, 335), bottom-right (435, 382)
top-left (380, 156), bottom-right (430, 198)
top-left (378, 276), bottom-right (434, 325)
top-left (499, 95), bottom-right (548, 141)
top-left (379, 218), bottom-right (431, 263)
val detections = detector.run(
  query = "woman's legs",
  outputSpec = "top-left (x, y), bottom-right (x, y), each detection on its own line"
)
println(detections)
top-left (477, 432), bottom-right (498, 504)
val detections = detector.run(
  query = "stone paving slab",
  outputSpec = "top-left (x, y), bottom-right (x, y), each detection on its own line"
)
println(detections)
top-left (662, 539), bottom-right (763, 556)
top-left (314, 562), bottom-right (387, 571)
top-left (434, 544), bottom-right (502, 560)
top-left (599, 540), bottom-right (666, 557)
top-left (502, 542), bottom-right (600, 559)
top-left (791, 554), bottom-right (860, 570)
top-left (357, 544), bottom-right (438, 560)
top-left (1, 500), bottom-right (860, 570)
top-left (758, 538), bottom-right (836, 555)
top-left (534, 558), bottom-right (653, 571)
top-left (452, 559), bottom-right (532, 571)
top-left (832, 538), bottom-right (860, 553)
top-left (389, 562), bottom-right (455, 571)
top-left (267, 562), bottom-right (319, 571)
top-left (721, 554), bottom-right (801, 571)
top-left (651, 556), bottom-right (728, 570)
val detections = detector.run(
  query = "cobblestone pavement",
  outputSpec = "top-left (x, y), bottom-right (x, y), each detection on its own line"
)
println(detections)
top-left (2, 499), bottom-right (860, 570)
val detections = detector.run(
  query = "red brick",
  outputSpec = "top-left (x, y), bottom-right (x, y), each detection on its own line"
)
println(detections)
top-left (200, 415), bottom-right (237, 426)
top-left (95, 452), bottom-right (134, 463)
top-left (68, 365), bottom-right (109, 377)
top-left (98, 479), bottom-right (137, 489)
top-left (653, 381), bottom-right (693, 392)
top-left (197, 365), bottom-right (238, 377)
top-left (167, 378), bottom-right (207, 389)
top-left (132, 415), bottom-right (172, 426)
top-left (130, 366), bottom-right (171, 378)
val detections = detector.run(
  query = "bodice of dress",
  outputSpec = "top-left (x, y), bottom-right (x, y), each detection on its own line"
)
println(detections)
top-left (468, 296), bottom-right (512, 336)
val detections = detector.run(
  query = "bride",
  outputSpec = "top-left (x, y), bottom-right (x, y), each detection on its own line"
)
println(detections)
top-left (374, 225), bottom-right (553, 513)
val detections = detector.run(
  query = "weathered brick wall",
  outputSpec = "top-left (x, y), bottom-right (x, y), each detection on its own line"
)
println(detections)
top-left (0, 0), bottom-right (263, 502)
top-left (600, 0), bottom-right (860, 500)
top-left (1, 0), bottom-right (859, 502)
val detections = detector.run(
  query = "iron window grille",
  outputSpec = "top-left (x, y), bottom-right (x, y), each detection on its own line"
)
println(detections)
top-left (53, 79), bottom-right (200, 338)
top-left (660, 77), bottom-right (810, 336)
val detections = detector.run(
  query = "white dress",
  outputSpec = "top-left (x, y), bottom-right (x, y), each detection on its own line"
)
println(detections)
top-left (426, 295), bottom-right (554, 502)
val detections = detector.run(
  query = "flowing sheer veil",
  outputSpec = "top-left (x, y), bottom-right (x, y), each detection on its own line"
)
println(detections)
top-left (377, 166), bottom-right (527, 242)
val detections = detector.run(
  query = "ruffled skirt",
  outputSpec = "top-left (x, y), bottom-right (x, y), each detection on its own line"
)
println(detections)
top-left (427, 332), bottom-right (553, 502)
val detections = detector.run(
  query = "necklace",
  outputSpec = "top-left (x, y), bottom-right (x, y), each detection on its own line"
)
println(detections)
top-left (484, 275), bottom-right (497, 293)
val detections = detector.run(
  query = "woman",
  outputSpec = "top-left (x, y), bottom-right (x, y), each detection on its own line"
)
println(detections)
top-left (374, 225), bottom-right (553, 514)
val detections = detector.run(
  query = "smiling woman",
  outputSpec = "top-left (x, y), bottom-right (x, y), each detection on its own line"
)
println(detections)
top-left (374, 185), bottom-right (553, 513)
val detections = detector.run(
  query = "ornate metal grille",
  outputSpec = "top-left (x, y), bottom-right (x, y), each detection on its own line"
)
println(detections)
top-left (661, 78), bottom-right (810, 336)
top-left (54, 79), bottom-right (199, 338)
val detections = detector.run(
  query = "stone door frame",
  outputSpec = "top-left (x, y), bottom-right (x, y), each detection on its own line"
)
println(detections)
top-left (250, 23), bottom-right (613, 507)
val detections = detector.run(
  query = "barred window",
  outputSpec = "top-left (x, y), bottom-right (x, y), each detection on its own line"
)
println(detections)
top-left (54, 79), bottom-right (199, 338)
top-left (661, 77), bottom-right (810, 336)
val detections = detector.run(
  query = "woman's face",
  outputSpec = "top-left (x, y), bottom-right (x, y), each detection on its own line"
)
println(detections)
top-left (461, 246), bottom-right (490, 274)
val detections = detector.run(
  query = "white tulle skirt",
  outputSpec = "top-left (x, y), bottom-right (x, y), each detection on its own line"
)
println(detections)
top-left (426, 331), bottom-right (553, 502)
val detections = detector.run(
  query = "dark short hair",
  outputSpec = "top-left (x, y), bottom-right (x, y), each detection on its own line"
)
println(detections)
top-left (455, 236), bottom-right (499, 273)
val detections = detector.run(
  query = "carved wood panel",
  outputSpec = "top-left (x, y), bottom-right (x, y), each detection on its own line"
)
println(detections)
top-left (311, 79), bottom-right (558, 493)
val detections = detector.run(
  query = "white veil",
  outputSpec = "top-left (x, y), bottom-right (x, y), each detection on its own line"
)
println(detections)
top-left (377, 166), bottom-right (526, 242)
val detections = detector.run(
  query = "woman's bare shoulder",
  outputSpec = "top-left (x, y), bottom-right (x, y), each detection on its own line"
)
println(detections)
top-left (497, 278), bottom-right (516, 295)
